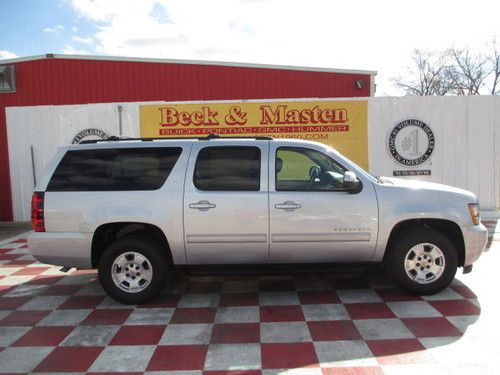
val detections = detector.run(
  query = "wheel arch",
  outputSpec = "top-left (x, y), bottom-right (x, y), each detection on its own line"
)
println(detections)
top-left (91, 222), bottom-right (173, 268)
top-left (383, 218), bottom-right (465, 267)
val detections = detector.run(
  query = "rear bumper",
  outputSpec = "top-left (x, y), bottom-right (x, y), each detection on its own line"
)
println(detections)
top-left (27, 232), bottom-right (93, 269)
top-left (463, 223), bottom-right (488, 267)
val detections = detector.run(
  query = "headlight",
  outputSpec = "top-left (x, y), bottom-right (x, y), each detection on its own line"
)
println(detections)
top-left (468, 203), bottom-right (480, 225)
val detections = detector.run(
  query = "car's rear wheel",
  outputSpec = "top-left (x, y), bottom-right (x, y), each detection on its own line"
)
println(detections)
top-left (98, 237), bottom-right (167, 304)
top-left (385, 228), bottom-right (458, 295)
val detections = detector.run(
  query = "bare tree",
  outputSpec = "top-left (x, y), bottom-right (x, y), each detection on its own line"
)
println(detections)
top-left (488, 39), bottom-right (500, 95)
top-left (393, 49), bottom-right (452, 95)
top-left (447, 48), bottom-right (487, 95)
top-left (393, 42), bottom-right (500, 96)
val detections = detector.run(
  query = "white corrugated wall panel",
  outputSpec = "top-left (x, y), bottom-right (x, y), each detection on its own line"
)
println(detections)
top-left (368, 96), bottom-right (499, 210)
top-left (6, 103), bottom-right (142, 221)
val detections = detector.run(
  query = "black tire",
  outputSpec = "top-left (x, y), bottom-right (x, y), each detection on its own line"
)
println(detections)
top-left (385, 228), bottom-right (458, 295)
top-left (98, 237), bottom-right (168, 304)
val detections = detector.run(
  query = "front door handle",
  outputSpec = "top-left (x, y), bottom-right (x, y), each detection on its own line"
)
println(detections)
top-left (189, 200), bottom-right (216, 211)
top-left (275, 201), bottom-right (302, 210)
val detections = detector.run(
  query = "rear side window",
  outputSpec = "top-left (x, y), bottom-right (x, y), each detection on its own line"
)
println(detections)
top-left (194, 146), bottom-right (261, 191)
top-left (47, 147), bottom-right (182, 191)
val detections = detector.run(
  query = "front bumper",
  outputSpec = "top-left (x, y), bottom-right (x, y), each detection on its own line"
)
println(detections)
top-left (463, 223), bottom-right (488, 267)
top-left (27, 232), bottom-right (93, 269)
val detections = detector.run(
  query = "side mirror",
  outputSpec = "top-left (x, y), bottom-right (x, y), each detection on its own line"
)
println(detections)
top-left (343, 171), bottom-right (360, 191)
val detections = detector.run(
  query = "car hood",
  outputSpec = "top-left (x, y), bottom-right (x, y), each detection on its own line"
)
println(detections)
top-left (378, 177), bottom-right (478, 201)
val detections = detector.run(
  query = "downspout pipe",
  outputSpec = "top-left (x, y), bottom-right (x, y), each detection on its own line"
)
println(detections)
top-left (118, 105), bottom-right (123, 136)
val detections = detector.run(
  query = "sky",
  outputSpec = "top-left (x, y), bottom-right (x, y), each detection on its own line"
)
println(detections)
top-left (0, 0), bottom-right (499, 96)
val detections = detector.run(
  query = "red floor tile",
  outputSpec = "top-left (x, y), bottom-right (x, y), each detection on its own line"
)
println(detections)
top-left (33, 346), bottom-right (103, 372)
top-left (12, 267), bottom-right (51, 276)
top-left (0, 248), bottom-right (14, 254)
top-left (261, 342), bottom-right (318, 369)
top-left (140, 293), bottom-right (181, 308)
top-left (26, 275), bottom-right (64, 285)
top-left (204, 371), bottom-right (262, 375)
top-left (0, 310), bottom-right (50, 326)
top-left (367, 338), bottom-right (425, 356)
top-left (5, 260), bottom-right (37, 268)
top-left (0, 296), bottom-right (31, 310)
top-left (82, 309), bottom-right (133, 325)
top-left (0, 285), bottom-right (10, 296)
top-left (12, 239), bottom-right (27, 244)
top-left (298, 291), bottom-right (340, 304)
top-left (375, 288), bottom-right (422, 302)
top-left (307, 320), bottom-right (362, 341)
top-left (428, 300), bottom-right (481, 316)
top-left (0, 254), bottom-right (22, 261)
top-left (219, 293), bottom-right (259, 307)
top-left (170, 307), bottom-right (217, 324)
top-left (345, 303), bottom-right (396, 319)
top-left (322, 367), bottom-right (384, 375)
top-left (367, 338), bottom-right (434, 365)
top-left (402, 317), bottom-right (462, 337)
top-left (110, 325), bottom-right (166, 345)
top-left (12, 326), bottom-right (74, 346)
top-left (58, 295), bottom-right (106, 309)
top-left (259, 280), bottom-right (296, 292)
top-left (451, 285), bottom-right (477, 299)
top-left (210, 323), bottom-right (260, 343)
top-left (41, 284), bottom-right (82, 296)
top-left (147, 345), bottom-right (208, 371)
top-left (260, 305), bottom-right (305, 322)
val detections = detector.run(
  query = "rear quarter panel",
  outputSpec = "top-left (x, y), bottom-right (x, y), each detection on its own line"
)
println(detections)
top-left (42, 144), bottom-right (192, 265)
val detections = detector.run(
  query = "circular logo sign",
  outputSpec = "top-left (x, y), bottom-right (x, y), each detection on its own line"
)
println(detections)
top-left (72, 128), bottom-right (110, 144)
top-left (388, 119), bottom-right (435, 166)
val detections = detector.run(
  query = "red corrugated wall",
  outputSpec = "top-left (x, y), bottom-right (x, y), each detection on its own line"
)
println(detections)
top-left (0, 57), bottom-right (372, 220)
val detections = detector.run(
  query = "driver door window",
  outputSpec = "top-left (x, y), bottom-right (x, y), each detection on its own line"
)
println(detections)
top-left (276, 147), bottom-right (346, 191)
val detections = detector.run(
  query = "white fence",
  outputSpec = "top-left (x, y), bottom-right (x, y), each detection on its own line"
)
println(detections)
top-left (6, 96), bottom-right (500, 221)
top-left (369, 96), bottom-right (500, 213)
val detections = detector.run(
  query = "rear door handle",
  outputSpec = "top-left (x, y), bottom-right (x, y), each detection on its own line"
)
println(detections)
top-left (275, 201), bottom-right (302, 210)
top-left (189, 200), bottom-right (216, 211)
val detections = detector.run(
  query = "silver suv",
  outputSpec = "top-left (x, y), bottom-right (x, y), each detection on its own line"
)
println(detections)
top-left (28, 135), bottom-right (488, 304)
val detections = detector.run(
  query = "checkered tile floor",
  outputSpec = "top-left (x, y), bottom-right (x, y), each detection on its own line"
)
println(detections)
top-left (0, 224), bottom-right (498, 374)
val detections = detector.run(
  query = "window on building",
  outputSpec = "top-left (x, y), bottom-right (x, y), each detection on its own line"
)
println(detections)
top-left (0, 65), bottom-right (16, 93)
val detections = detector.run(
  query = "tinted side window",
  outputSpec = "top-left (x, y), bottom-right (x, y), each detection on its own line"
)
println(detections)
top-left (47, 147), bottom-right (182, 191)
top-left (194, 146), bottom-right (261, 191)
top-left (276, 147), bottom-right (347, 191)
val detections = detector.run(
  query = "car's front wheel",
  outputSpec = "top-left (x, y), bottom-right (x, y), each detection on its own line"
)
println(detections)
top-left (98, 237), bottom-right (167, 304)
top-left (385, 228), bottom-right (458, 295)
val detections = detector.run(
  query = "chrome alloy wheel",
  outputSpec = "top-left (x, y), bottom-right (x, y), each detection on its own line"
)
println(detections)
top-left (404, 243), bottom-right (446, 284)
top-left (111, 252), bottom-right (153, 293)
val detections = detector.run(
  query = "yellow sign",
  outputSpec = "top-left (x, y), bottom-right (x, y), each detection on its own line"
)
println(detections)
top-left (140, 100), bottom-right (368, 168)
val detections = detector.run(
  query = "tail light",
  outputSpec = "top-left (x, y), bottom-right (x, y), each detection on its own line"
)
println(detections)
top-left (31, 192), bottom-right (45, 232)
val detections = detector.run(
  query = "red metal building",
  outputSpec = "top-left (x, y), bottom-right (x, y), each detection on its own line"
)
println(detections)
top-left (0, 54), bottom-right (376, 221)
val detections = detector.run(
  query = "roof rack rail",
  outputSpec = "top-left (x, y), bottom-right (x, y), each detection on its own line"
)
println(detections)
top-left (204, 133), bottom-right (273, 140)
top-left (78, 134), bottom-right (273, 144)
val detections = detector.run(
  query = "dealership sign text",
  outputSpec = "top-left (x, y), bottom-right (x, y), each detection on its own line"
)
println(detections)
top-left (159, 105), bottom-right (348, 127)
